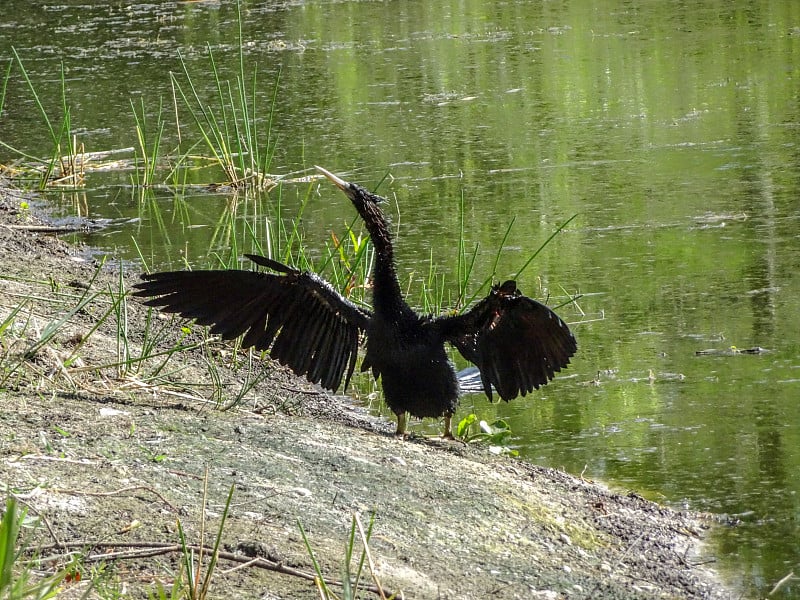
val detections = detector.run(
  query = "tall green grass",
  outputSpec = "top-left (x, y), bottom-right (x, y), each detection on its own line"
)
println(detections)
top-left (168, 0), bottom-right (279, 190)
top-left (0, 50), bottom-right (82, 190)
top-left (0, 58), bottom-right (11, 121)
top-left (299, 512), bottom-right (385, 600)
top-left (0, 497), bottom-right (70, 599)
top-left (0, 261), bottom-right (214, 399)
top-left (169, 51), bottom-right (279, 189)
top-left (2, 0), bottom-right (278, 191)
top-left (176, 477), bottom-right (233, 600)
top-left (131, 97), bottom-right (166, 187)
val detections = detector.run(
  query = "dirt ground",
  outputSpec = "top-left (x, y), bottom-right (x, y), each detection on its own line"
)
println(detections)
top-left (0, 178), bottom-right (734, 599)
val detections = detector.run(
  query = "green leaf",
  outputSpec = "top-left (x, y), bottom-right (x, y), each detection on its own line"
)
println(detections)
top-left (456, 413), bottom-right (477, 439)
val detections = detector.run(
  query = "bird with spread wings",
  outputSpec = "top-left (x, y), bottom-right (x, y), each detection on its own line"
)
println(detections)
top-left (134, 166), bottom-right (577, 437)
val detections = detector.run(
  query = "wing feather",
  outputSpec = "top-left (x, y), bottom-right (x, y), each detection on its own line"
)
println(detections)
top-left (440, 280), bottom-right (576, 401)
top-left (133, 256), bottom-right (371, 392)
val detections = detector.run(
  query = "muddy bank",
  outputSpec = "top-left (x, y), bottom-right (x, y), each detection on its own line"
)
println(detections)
top-left (0, 179), bottom-right (733, 598)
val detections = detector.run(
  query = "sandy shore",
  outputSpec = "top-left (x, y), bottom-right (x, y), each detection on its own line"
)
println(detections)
top-left (0, 178), bottom-right (733, 599)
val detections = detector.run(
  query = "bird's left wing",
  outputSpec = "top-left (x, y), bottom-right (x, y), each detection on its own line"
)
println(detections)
top-left (132, 255), bottom-right (372, 392)
top-left (439, 281), bottom-right (576, 400)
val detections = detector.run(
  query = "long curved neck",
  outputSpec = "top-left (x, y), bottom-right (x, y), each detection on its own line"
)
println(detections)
top-left (360, 205), bottom-right (410, 318)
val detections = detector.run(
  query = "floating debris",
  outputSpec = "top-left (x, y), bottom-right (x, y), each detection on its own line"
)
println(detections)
top-left (695, 346), bottom-right (769, 356)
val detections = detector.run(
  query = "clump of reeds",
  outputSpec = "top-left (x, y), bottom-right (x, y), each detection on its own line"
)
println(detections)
top-left (1, 0), bottom-right (279, 192)
top-left (1, 50), bottom-right (84, 190)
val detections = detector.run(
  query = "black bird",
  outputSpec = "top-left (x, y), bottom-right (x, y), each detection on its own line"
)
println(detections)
top-left (133, 166), bottom-right (577, 438)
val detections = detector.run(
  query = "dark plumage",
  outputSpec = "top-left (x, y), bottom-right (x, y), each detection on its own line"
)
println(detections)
top-left (133, 166), bottom-right (577, 437)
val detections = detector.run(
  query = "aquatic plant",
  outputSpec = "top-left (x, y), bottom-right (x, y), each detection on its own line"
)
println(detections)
top-left (131, 97), bottom-right (166, 187)
top-left (1, 0), bottom-right (279, 192)
top-left (1, 50), bottom-right (83, 190)
top-left (456, 414), bottom-right (519, 456)
top-left (169, 1), bottom-right (279, 190)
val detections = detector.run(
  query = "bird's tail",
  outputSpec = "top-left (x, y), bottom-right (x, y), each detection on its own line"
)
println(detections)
top-left (457, 366), bottom-right (488, 395)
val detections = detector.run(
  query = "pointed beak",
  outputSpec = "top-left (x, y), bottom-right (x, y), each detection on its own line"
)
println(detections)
top-left (315, 165), bottom-right (348, 192)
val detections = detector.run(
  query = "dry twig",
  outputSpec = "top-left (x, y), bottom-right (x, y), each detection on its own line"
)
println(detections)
top-left (31, 540), bottom-right (396, 597)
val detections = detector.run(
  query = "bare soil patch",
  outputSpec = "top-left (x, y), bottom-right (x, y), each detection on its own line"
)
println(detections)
top-left (0, 178), bottom-right (733, 598)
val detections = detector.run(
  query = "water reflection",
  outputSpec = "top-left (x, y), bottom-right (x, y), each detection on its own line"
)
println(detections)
top-left (3, 1), bottom-right (800, 597)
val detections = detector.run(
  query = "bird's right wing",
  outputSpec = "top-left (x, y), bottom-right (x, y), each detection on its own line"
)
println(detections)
top-left (132, 255), bottom-right (372, 392)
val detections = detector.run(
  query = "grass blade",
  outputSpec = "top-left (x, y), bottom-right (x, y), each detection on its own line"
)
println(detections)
top-left (513, 213), bottom-right (579, 280)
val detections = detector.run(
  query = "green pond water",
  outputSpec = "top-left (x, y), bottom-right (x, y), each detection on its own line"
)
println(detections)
top-left (2, 1), bottom-right (800, 596)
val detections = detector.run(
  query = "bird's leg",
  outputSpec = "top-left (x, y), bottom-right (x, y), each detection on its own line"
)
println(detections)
top-left (395, 412), bottom-right (408, 437)
top-left (441, 414), bottom-right (455, 440)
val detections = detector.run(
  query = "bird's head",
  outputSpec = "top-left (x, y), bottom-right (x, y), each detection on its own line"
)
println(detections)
top-left (315, 166), bottom-right (386, 213)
